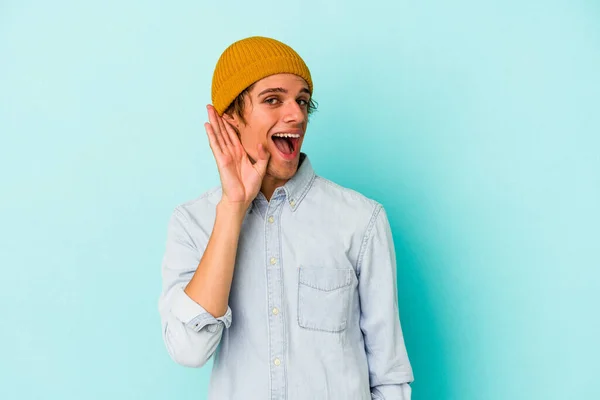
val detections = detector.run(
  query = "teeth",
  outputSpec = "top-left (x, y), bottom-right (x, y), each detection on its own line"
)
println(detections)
top-left (273, 133), bottom-right (300, 138)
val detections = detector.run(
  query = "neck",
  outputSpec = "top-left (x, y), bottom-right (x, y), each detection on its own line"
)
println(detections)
top-left (260, 175), bottom-right (289, 202)
top-left (260, 154), bottom-right (304, 201)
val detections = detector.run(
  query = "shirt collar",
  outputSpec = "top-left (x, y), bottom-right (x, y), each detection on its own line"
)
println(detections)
top-left (282, 152), bottom-right (315, 211)
top-left (247, 152), bottom-right (316, 215)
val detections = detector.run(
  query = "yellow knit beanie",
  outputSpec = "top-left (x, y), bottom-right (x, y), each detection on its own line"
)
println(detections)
top-left (211, 36), bottom-right (313, 116)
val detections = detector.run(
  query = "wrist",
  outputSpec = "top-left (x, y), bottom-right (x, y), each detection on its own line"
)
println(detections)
top-left (217, 199), bottom-right (249, 218)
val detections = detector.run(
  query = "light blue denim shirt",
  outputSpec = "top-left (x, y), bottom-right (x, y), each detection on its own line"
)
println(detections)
top-left (158, 153), bottom-right (414, 399)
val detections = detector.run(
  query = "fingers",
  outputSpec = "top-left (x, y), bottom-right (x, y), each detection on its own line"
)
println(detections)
top-left (257, 143), bottom-right (270, 161)
top-left (254, 143), bottom-right (271, 175)
top-left (222, 118), bottom-right (242, 151)
top-left (215, 111), bottom-right (234, 148)
top-left (205, 122), bottom-right (223, 156)
top-left (207, 105), bottom-right (229, 155)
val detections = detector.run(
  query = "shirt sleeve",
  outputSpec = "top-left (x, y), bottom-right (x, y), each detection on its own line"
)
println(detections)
top-left (158, 206), bottom-right (232, 368)
top-left (358, 205), bottom-right (414, 399)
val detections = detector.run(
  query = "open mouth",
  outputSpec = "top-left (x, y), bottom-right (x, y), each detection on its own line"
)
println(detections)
top-left (271, 133), bottom-right (300, 157)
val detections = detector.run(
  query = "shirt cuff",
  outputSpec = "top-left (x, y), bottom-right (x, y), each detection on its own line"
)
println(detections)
top-left (170, 286), bottom-right (233, 333)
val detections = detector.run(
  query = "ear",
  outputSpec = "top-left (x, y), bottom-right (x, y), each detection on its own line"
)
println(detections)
top-left (222, 112), bottom-right (239, 129)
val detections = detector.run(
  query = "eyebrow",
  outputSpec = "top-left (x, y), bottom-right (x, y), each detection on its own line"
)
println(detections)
top-left (257, 87), bottom-right (311, 97)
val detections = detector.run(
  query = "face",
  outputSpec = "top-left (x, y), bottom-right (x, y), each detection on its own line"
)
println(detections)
top-left (223, 73), bottom-right (310, 183)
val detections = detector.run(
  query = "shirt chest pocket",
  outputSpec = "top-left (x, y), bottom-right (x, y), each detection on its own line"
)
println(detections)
top-left (297, 266), bottom-right (356, 333)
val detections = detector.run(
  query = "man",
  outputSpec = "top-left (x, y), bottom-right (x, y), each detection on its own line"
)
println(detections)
top-left (158, 36), bottom-right (414, 399)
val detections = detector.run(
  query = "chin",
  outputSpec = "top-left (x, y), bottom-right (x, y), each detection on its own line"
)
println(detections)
top-left (267, 158), bottom-right (300, 180)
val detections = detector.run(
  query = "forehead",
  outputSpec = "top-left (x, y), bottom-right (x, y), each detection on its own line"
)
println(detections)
top-left (250, 73), bottom-right (309, 93)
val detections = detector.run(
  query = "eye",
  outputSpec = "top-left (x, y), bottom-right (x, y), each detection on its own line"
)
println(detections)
top-left (297, 98), bottom-right (309, 107)
top-left (264, 97), bottom-right (280, 105)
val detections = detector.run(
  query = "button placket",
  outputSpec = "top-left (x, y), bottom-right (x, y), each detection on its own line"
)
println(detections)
top-left (265, 199), bottom-right (286, 399)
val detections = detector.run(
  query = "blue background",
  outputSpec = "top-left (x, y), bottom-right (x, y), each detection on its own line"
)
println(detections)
top-left (1, 1), bottom-right (599, 399)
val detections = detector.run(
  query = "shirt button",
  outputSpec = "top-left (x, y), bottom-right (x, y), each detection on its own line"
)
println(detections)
top-left (273, 358), bottom-right (281, 366)
top-left (289, 199), bottom-right (296, 207)
top-left (270, 257), bottom-right (277, 265)
top-left (268, 216), bottom-right (274, 223)
top-left (272, 307), bottom-right (279, 315)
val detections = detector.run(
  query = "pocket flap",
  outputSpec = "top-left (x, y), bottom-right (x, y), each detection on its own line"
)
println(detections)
top-left (298, 266), bottom-right (354, 291)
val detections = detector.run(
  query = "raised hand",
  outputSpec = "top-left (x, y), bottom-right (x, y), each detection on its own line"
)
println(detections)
top-left (204, 105), bottom-right (270, 208)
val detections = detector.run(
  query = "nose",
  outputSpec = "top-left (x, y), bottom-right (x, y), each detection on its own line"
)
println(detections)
top-left (282, 100), bottom-right (306, 124)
